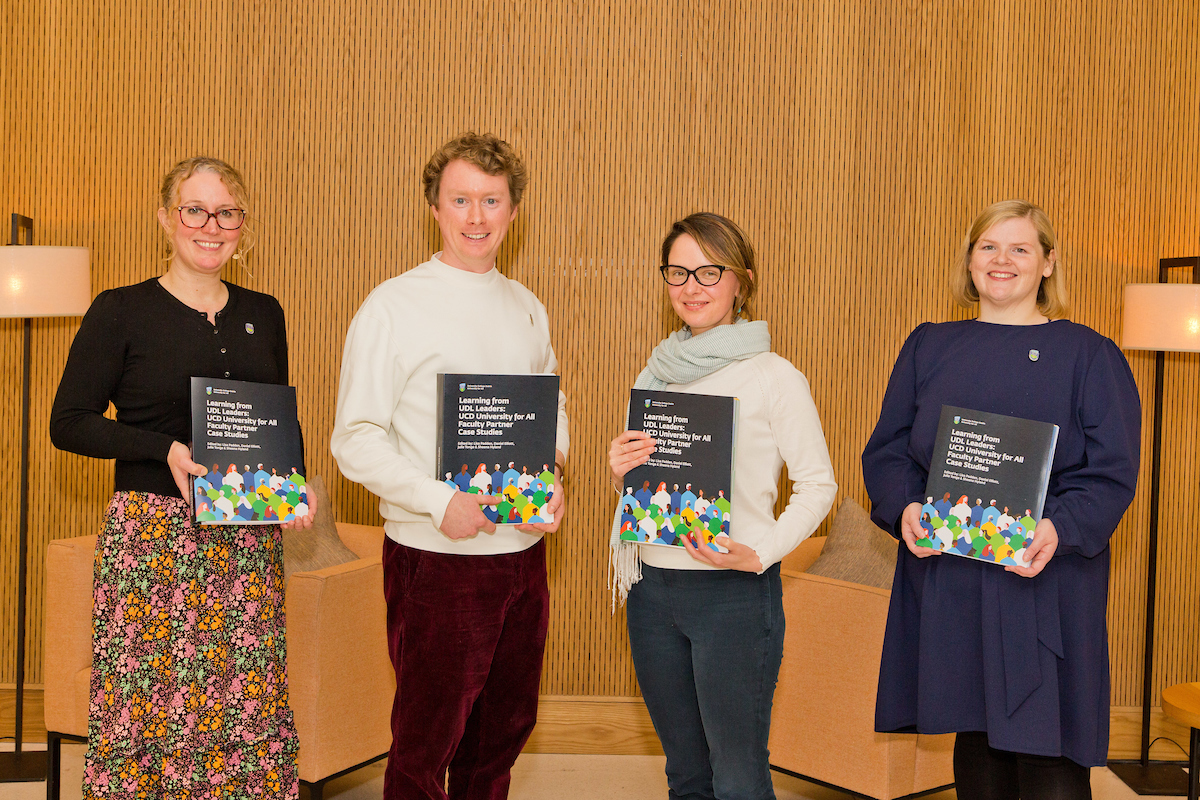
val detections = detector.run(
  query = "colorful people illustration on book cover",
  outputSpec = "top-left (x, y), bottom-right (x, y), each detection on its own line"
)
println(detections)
top-left (914, 493), bottom-right (1038, 566)
top-left (616, 479), bottom-right (731, 552)
top-left (442, 461), bottom-right (556, 524)
top-left (194, 464), bottom-right (307, 524)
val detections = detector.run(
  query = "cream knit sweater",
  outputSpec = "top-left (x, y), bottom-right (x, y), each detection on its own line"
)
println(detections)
top-left (636, 352), bottom-right (837, 572)
top-left (331, 254), bottom-right (569, 555)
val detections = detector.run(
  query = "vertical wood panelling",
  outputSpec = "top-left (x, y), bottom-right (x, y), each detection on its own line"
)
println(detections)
top-left (2, 0), bottom-right (1198, 712)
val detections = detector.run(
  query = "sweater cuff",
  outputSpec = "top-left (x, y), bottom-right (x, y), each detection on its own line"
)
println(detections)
top-left (421, 479), bottom-right (459, 531)
top-left (150, 431), bottom-right (181, 464)
top-left (750, 542), bottom-right (777, 574)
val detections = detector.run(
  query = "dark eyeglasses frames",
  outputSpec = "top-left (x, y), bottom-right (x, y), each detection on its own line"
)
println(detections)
top-left (177, 206), bottom-right (246, 230)
top-left (660, 264), bottom-right (729, 286)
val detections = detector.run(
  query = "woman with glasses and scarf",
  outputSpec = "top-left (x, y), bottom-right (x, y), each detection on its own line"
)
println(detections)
top-left (608, 212), bottom-right (838, 800)
top-left (51, 156), bottom-right (312, 799)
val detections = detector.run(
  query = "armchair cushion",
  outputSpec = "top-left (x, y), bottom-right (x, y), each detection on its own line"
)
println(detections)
top-left (771, 541), bottom-right (955, 799)
top-left (805, 497), bottom-right (897, 590)
top-left (44, 534), bottom-right (98, 737)
top-left (282, 475), bottom-right (358, 581)
top-left (286, 523), bottom-right (392, 782)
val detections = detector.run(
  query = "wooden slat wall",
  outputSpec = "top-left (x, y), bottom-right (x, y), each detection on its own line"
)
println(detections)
top-left (2, 0), bottom-right (1197, 711)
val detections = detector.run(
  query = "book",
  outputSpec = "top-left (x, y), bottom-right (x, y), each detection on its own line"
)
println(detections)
top-left (435, 373), bottom-right (561, 525)
top-left (618, 389), bottom-right (738, 552)
top-left (190, 377), bottom-right (307, 525)
top-left (920, 405), bottom-right (1059, 567)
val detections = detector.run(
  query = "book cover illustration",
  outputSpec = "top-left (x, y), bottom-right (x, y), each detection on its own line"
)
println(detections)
top-left (436, 373), bottom-right (560, 525)
top-left (190, 377), bottom-right (307, 525)
top-left (920, 405), bottom-right (1059, 567)
top-left (618, 389), bottom-right (738, 552)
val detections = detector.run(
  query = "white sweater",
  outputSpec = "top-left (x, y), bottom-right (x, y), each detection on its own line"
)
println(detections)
top-left (637, 352), bottom-right (837, 572)
top-left (330, 255), bottom-right (570, 555)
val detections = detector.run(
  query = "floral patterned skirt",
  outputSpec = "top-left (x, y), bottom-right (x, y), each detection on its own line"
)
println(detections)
top-left (84, 491), bottom-right (299, 799)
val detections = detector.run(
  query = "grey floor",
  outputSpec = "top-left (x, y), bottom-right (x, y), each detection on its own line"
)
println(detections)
top-left (0, 742), bottom-right (1183, 800)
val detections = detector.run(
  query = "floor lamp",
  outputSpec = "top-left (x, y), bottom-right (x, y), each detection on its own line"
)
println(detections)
top-left (0, 214), bottom-right (90, 783)
top-left (1109, 257), bottom-right (1200, 795)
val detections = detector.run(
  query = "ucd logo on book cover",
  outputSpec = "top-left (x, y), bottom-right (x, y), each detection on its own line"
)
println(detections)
top-left (644, 399), bottom-right (651, 408)
top-left (206, 386), bottom-right (212, 395)
top-left (953, 415), bottom-right (961, 424)
top-left (460, 383), bottom-right (466, 392)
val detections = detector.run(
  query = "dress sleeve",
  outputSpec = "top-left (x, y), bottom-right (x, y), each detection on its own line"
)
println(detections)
top-left (49, 290), bottom-right (176, 463)
top-left (861, 324), bottom-right (932, 538)
top-left (271, 296), bottom-right (290, 386)
top-left (754, 362), bottom-right (838, 570)
top-left (329, 309), bottom-right (457, 528)
top-left (1042, 338), bottom-right (1141, 558)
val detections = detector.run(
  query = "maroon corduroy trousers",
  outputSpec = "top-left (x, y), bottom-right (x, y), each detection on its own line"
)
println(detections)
top-left (381, 537), bottom-right (549, 800)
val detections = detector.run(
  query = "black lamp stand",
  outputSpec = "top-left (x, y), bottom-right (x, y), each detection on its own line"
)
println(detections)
top-left (0, 213), bottom-right (49, 782)
top-left (1108, 256), bottom-right (1200, 795)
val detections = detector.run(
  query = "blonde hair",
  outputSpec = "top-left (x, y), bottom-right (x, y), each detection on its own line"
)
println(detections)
top-left (660, 213), bottom-right (758, 319)
top-left (951, 199), bottom-right (1068, 318)
top-left (422, 132), bottom-right (528, 207)
top-left (158, 156), bottom-right (253, 262)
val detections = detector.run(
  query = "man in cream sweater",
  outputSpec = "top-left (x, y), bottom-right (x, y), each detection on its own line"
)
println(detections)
top-left (331, 133), bottom-right (568, 800)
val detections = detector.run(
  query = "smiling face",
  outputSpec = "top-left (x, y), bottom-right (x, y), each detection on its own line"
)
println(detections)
top-left (968, 216), bottom-right (1056, 322)
top-left (666, 234), bottom-right (746, 336)
top-left (430, 159), bottom-right (518, 273)
top-left (156, 171), bottom-right (242, 279)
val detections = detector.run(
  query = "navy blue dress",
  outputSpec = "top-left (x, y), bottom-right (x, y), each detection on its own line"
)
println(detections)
top-left (861, 319), bottom-right (1141, 767)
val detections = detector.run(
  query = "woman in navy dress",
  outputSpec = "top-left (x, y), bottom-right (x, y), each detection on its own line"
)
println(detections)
top-left (862, 200), bottom-right (1141, 800)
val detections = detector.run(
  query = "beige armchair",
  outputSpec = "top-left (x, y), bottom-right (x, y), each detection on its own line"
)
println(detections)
top-left (44, 523), bottom-right (393, 800)
top-left (769, 537), bottom-right (955, 800)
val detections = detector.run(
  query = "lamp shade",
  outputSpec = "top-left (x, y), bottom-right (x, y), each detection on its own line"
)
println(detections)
top-left (1122, 283), bottom-right (1200, 353)
top-left (0, 245), bottom-right (91, 318)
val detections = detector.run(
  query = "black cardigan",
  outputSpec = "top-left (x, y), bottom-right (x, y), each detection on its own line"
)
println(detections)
top-left (51, 278), bottom-right (291, 498)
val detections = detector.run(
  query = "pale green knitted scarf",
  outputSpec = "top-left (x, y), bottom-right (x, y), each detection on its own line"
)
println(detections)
top-left (608, 319), bottom-right (771, 609)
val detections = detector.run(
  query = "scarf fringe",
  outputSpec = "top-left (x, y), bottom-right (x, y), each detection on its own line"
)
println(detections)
top-left (608, 539), bottom-right (643, 612)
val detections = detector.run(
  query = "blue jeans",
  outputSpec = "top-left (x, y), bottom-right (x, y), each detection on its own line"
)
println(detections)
top-left (627, 563), bottom-right (785, 800)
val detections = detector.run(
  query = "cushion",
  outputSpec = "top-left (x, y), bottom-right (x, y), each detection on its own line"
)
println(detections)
top-left (282, 475), bottom-right (359, 581)
top-left (804, 497), bottom-right (897, 590)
